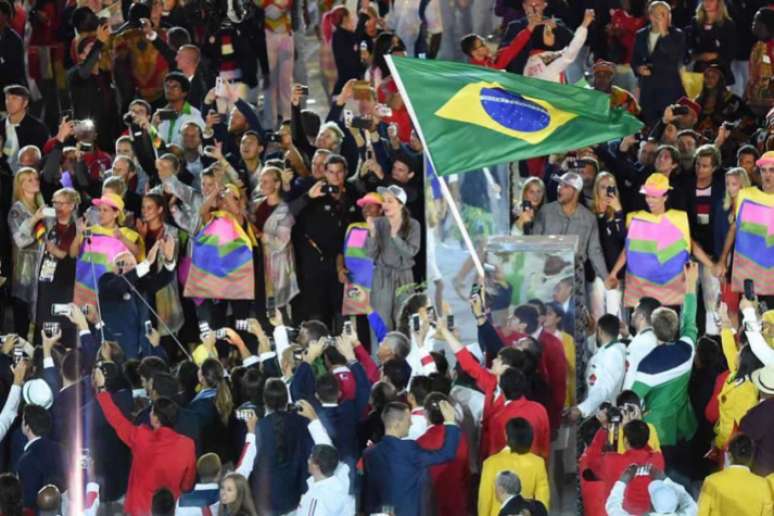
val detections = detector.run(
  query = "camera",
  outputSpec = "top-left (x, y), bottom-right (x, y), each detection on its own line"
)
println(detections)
top-left (288, 402), bottom-right (302, 413)
top-left (322, 184), bottom-right (340, 195)
top-left (235, 319), bottom-right (249, 331)
top-left (51, 304), bottom-right (71, 317)
top-left (601, 403), bottom-right (623, 424)
top-left (122, 112), bottom-right (135, 126)
top-left (286, 327), bottom-right (300, 342)
top-left (267, 132), bottom-right (281, 143)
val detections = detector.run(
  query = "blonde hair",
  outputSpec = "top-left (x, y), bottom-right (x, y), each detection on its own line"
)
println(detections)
top-left (591, 172), bottom-right (620, 218)
top-left (53, 187), bottom-right (81, 208)
top-left (723, 167), bottom-right (751, 220)
top-left (13, 168), bottom-right (44, 211)
top-left (103, 176), bottom-right (127, 197)
top-left (517, 177), bottom-right (545, 210)
top-left (696, 0), bottom-right (731, 25)
top-left (648, 1), bottom-right (671, 14)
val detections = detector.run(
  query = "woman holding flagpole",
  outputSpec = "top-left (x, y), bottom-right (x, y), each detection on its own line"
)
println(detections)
top-left (605, 173), bottom-right (717, 308)
top-left (367, 184), bottom-right (421, 329)
top-left (9, 168), bottom-right (50, 336)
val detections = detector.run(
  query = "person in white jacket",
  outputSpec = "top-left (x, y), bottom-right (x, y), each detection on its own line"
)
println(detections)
top-left (297, 444), bottom-right (356, 516)
top-left (566, 314), bottom-right (626, 421)
top-left (622, 298), bottom-right (661, 390)
top-left (740, 298), bottom-right (774, 366)
top-left (605, 464), bottom-right (697, 516)
top-left (0, 357), bottom-right (27, 441)
top-left (524, 9), bottom-right (595, 83)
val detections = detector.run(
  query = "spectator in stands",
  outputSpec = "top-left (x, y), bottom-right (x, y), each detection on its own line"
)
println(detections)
top-left (1, 85), bottom-right (49, 172)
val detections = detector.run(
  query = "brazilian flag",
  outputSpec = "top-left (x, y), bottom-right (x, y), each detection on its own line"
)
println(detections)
top-left (387, 56), bottom-right (643, 175)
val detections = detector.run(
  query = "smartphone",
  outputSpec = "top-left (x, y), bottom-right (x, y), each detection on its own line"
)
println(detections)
top-left (375, 104), bottom-right (392, 117)
top-left (42, 207), bottom-right (56, 218)
top-left (235, 319), bottom-right (249, 331)
top-left (344, 320), bottom-right (353, 336)
top-left (198, 322), bottom-right (211, 338)
top-left (144, 321), bottom-right (153, 335)
top-left (215, 328), bottom-right (228, 339)
top-left (51, 304), bottom-right (71, 317)
top-left (351, 116), bottom-right (372, 129)
top-left (387, 123), bottom-right (398, 138)
top-left (446, 314), bottom-right (455, 331)
top-left (13, 344), bottom-right (24, 365)
top-left (203, 145), bottom-right (216, 157)
top-left (359, 41), bottom-right (368, 52)
top-left (299, 85), bottom-right (309, 96)
top-left (411, 313), bottom-right (421, 332)
top-left (322, 184), bottom-right (340, 195)
top-left (365, 148), bottom-right (375, 161)
top-left (267, 132), bottom-right (281, 143)
top-left (43, 321), bottom-right (60, 338)
top-left (80, 448), bottom-right (91, 470)
top-left (79, 141), bottom-right (94, 152)
top-left (156, 109), bottom-right (177, 121)
top-left (427, 307), bottom-right (436, 322)
top-left (237, 408), bottom-right (256, 421)
top-left (81, 305), bottom-right (90, 315)
top-left (672, 105), bottom-right (690, 116)
top-left (744, 279), bottom-right (756, 301)
top-left (418, 52), bottom-right (427, 59)
top-left (607, 185), bottom-right (617, 196)
top-left (521, 200), bottom-right (532, 211)
top-left (266, 296), bottom-right (276, 314)
top-left (288, 402), bottom-right (302, 413)
top-left (215, 76), bottom-right (225, 97)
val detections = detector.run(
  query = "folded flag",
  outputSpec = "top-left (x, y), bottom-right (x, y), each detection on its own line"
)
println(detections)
top-left (386, 56), bottom-right (642, 175)
top-left (733, 187), bottom-right (774, 295)
top-left (624, 210), bottom-right (691, 307)
top-left (74, 226), bottom-right (133, 307)
top-left (183, 211), bottom-right (255, 300)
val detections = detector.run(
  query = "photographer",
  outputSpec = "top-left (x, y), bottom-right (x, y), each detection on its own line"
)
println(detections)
top-left (289, 154), bottom-right (360, 327)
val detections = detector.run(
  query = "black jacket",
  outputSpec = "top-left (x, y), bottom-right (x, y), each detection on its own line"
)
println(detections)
top-left (499, 495), bottom-right (547, 516)
top-left (0, 113), bottom-right (50, 153)
top-left (631, 26), bottom-right (686, 126)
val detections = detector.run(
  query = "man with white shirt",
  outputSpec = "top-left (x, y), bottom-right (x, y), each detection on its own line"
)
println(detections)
top-left (154, 72), bottom-right (204, 146)
top-left (566, 314), bottom-right (626, 422)
top-left (406, 376), bottom-right (432, 440)
top-left (622, 297), bottom-right (661, 390)
top-left (298, 444), bottom-right (356, 516)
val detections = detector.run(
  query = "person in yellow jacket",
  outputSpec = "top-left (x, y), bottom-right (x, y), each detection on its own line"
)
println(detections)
top-left (708, 305), bottom-right (759, 451)
top-left (697, 433), bottom-right (774, 516)
top-left (478, 417), bottom-right (549, 516)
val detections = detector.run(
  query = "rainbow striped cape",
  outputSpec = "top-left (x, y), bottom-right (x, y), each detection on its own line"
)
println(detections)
top-left (342, 223), bottom-right (373, 315)
top-left (183, 211), bottom-right (255, 300)
top-left (732, 187), bottom-right (774, 295)
top-left (624, 210), bottom-right (690, 307)
top-left (74, 226), bottom-right (136, 307)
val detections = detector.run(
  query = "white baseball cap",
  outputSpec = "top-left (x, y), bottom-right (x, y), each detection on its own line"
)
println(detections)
top-left (377, 185), bottom-right (408, 205)
top-left (22, 379), bottom-right (54, 410)
top-left (558, 172), bottom-right (583, 193)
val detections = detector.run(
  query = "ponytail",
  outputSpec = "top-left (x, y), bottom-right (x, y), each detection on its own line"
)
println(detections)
top-left (398, 206), bottom-right (411, 240)
top-left (200, 359), bottom-right (234, 425)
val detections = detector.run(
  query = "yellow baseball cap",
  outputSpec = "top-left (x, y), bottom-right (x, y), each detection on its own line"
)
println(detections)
top-left (639, 173), bottom-right (672, 197)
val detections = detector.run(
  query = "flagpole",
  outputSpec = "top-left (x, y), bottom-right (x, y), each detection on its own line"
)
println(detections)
top-left (385, 56), bottom-right (485, 279)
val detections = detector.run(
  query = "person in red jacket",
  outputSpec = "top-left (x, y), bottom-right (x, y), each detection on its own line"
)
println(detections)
top-left (584, 419), bottom-right (665, 514)
top-left (94, 368), bottom-right (196, 516)
top-left (460, 8), bottom-right (544, 69)
top-left (416, 392), bottom-right (470, 516)
top-left (488, 367), bottom-right (551, 461)
top-left (436, 322), bottom-right (525, 461)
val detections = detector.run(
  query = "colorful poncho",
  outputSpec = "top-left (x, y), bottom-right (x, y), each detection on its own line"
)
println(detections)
top-left (183, 211), bottom-right (255, 300)
top-left (732, 187), bottom-right (774, 295)
top-left (624, 210), bottom-right (691, 307)
top-left (74, 226), bottom-right (138, 307)
top-left (342, 223), bottom-right (374, 316)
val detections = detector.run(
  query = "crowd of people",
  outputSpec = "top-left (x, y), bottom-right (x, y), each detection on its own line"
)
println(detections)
top-left (0, 0), bottom-right (774, 514)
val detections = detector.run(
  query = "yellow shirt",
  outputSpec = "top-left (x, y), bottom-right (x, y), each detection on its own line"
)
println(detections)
top-left (192, 344), bottom-right (217, 366)
top-left (714, 329), bottom-right (759, 448)
top-left (558, 331), bottom-right (576, 407)
top-left (697, 465), bottom-right (773, 516)
top-left (478, 448), bottom-right (549, 516)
